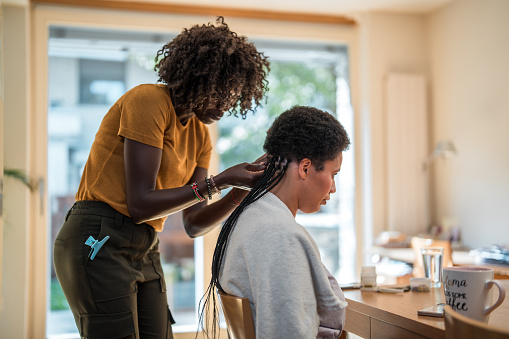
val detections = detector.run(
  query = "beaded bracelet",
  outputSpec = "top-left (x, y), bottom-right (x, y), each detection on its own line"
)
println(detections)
top-left (205, 177), bottom-right (213, 200)
top-left (192, 182), bottom-right (206, 202)
top-left (209, 175), bottom-right (219, 195)
top-left (203, 175), bottom-right (220, 201)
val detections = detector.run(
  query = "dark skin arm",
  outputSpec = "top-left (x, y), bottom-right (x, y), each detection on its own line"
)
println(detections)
top-left (124, 138), bottom-right (265, 238)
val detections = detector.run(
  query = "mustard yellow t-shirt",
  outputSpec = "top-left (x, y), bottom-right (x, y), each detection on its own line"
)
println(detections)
top-left (76, 84), bottom-right (212, 231)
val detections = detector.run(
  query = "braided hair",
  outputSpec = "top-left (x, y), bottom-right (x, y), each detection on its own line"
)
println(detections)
top-left (198, 106), bottom-right (350, 338)
top-left (154, 16), bottom-right (270, 119)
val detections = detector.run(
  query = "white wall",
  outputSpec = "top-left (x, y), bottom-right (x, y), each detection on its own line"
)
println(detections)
top-left (428, 0), bottom-right (509, 249)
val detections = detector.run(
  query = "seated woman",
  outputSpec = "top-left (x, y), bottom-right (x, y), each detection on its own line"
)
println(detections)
top-left (201, 105), bottom-right (350, 338)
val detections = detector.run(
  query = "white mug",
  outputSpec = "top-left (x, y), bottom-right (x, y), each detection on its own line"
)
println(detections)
top-left (442, 267), bottom-right (506, 322)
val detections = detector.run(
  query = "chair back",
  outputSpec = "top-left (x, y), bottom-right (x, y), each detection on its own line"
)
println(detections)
top-left (410, 236), bottom-right (453, 277)
top-left (444, 305), bottom-right (509, 339)
top-left (218, 290), bottom-right (255, 339)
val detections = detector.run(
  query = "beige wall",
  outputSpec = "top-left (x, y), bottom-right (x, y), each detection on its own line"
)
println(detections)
top-left (0, 1), bottom-right (4, 310)
top-left (427, 0), bottom-right (509, 249)
top-left (1, 3), bottom-right (33, 339)
top-left (356, 11), bottom-right (429, 251)
top-left (356, 0), bottom-right (509, 250)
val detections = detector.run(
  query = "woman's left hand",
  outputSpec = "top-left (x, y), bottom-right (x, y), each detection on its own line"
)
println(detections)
top-left (214, 159), bottom-right (266, 191)
top-left (182, 156), bottom-right (266, 237)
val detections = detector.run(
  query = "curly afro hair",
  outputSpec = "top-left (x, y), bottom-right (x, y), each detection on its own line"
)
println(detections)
top-left (264, 106), bottom-right (350, 171)
top-left (154, 16), bottom-right (270, 119)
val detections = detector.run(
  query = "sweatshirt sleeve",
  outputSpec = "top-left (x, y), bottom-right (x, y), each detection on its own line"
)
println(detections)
top-left (316, 266), bottom-right (347, 339)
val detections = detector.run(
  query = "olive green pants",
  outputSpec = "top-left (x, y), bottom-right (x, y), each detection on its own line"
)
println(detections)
top-left (54, 200), bottom-right (175, 339)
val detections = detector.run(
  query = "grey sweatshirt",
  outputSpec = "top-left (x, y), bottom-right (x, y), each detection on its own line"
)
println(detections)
top-left (219, 192), bottom-right (348, 338)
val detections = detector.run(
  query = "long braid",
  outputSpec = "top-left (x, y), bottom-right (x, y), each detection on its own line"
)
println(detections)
top-left (197, 156), bottom-right (288, 338)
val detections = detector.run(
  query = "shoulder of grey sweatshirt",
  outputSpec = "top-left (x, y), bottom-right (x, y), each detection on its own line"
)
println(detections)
top-left (219, 192), bottom-right (347, 338)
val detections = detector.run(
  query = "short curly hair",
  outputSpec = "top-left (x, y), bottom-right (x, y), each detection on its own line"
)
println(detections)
top-left (264, 106), bottom-right (350, 170)
top-left (154, 17), bottom-right (270, 119)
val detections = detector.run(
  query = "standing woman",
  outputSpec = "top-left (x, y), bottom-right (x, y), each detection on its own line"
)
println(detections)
top-left (53, 17), bottom-right (270, 339)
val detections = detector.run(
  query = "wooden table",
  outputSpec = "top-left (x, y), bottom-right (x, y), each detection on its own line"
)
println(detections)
top-left (343, 280), bottom-right (509, 339)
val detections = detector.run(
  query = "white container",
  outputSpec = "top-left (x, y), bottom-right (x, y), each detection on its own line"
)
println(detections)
top-left (361, 266), bottom-right (377, 288)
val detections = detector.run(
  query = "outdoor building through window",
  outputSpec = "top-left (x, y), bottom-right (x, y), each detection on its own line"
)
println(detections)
top-left (46, 26), bottom-right (355, 338)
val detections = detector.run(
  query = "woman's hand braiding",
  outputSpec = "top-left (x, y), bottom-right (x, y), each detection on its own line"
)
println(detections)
top-left (214, 159), bottom-right (266, 191)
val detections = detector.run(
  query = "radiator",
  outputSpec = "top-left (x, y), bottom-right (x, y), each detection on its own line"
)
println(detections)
top-left (385, 73), bottom-right (428, 235)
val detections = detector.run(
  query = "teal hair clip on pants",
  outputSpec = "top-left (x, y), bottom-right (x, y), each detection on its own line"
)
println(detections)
top-left (85, 235), bottom-right (110, 260)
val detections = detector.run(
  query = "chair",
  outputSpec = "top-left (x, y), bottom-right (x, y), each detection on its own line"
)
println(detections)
top-left (218, 290), bottom-right (349, 339)
top-left (218, 290), bottom-right (255, 339)
top-left (411, 236), bottom-right (454, 278)
top-left (444, 305), bottom-right (509, 339)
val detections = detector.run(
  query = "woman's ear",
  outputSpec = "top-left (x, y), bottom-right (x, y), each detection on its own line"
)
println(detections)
top-left (299, 158), bottom-right (312, 179)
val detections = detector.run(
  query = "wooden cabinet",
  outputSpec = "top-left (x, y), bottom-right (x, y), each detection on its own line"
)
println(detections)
top-left (343, 281), bottom-right (509, 339)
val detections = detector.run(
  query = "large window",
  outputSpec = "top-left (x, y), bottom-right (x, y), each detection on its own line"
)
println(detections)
top-left (46, 27), bottom-right (198, 337)
top-left (46, 26), bottom-right (355, 338)
top-left (218, 40), bottom-right (356, 281)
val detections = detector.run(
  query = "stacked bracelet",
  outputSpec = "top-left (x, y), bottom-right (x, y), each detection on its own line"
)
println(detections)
top-left (204, 175), bottom-right (220, 200)
top-left (192, 182), bottom-right (206, 202)
top-left (205, 177), bottom-right (213, 200)
top-left (209, 175), bottom-right (219, 195)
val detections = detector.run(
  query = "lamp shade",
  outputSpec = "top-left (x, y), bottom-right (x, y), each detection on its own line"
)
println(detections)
top-left (423, 139), bottom-right (458, 171)
top-left (432, 140), bottom-right (457, 159)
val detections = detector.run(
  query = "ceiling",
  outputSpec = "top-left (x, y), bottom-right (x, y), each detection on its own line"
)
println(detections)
top-left (131, 0), bottom-right (457, 15)
top-left (46, 0), bottom-right (458, 58)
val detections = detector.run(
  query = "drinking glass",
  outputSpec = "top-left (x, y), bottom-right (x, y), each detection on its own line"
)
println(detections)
top-left (421, 247), bottom-right (444, 288)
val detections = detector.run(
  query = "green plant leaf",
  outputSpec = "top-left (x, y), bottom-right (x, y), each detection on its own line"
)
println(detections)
top-left (4, 168), bottom-right (38, 191)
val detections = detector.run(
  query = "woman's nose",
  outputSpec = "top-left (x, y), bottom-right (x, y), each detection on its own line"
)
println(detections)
top-left (330, 179), bottom-right (337, 194)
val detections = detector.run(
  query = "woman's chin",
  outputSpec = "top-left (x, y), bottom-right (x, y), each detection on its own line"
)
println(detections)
top-left (300, 206), bottom-right (322, 214)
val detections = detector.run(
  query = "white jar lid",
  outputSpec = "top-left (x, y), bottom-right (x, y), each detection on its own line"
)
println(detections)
top-left (361, 266), bottom-right (376, 275)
